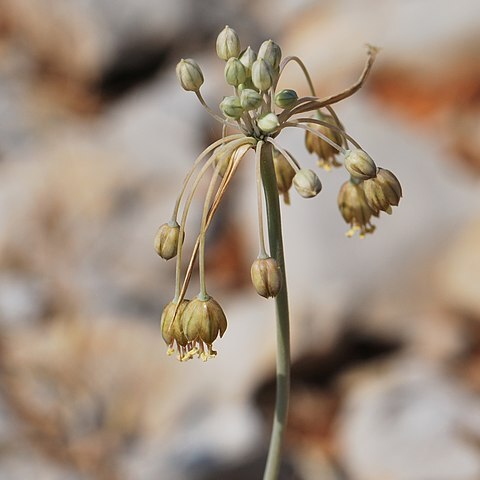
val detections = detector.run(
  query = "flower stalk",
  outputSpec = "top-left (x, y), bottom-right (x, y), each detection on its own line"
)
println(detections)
top-left (157, 25), bottom-right (401, 479)
top-left (259, 141), bottom-right (291, 480)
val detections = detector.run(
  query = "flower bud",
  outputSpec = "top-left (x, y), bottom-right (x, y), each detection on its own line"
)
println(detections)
top-left (362, 167), bottom-right (402, 213)
top-left (338, 180), bottom-right (376, 237)
top-left (239, 46), bottom-right (257, 75)
top-left (251, 58), bottom-right (273, 92)
top-left (257, 113), bottom-right (279, 133)
top-left (220, 96), bottom-right (244, 119)
top-left (275, 89), bottom-right (298, 109)
top-left (293, 169), bottom-right (322, 198)
top-left (216, 25), bottom-right (241, 61)
top-left (258, 39), bottom-right (282, 70)
top-left (238, 78), bottom-right (258, 92)
top-left (181, 295), bottom-right (228, 361)
top-left (154, 221), bottom-right (183, 260)
top-left (175, 59), bottom-right (204, 92)
top-left (251, 257), bottom-right (282, 298)
top-left (273, 147), bottom-right (296, 205)
top-left (240, 88), bottom-right (262, 111)
top-left (305, 111), bottom-right (344, 170)
top-left (224, 58), bottom-right (247, 86)
top-left (161, 299), bottom-right (190, 355)
top-left (344, 149), bottom-right (377, 180)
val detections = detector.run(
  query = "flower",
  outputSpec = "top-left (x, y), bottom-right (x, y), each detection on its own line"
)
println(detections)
top-left (275, 89), bottom-right (298, 109)
top-left (338, 180), bottom-right (377, 238)
top-left (154, 221), bottom-right (182, 260)
top-left (251, 257), bottom-right (282, 298)
top-left (252, 58), bottom-right (274, 92)
top-left (160, 299), bottom-right (190, 358)
top-left (272, 147), bottom-right (296, 205)
top-left (181, 295), bottom-right (227, 361)
top-left (293, 169), bottom-right (322, 198)
top-left (363, 167), bottom-right (402, 213)
top-left (344, 149), bottom-right (377, 180)
top-left (305, 111), bottom-right (344, 170)
top-left (258, 39), bottom-right (282, 70)
top-left (216, 25), bottom-right (241, 61)
top-left (175, 59), bottom-right (204, 92)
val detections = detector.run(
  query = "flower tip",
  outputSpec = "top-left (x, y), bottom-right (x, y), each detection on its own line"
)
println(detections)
top-left (365, 44), bottom-right (381, 57)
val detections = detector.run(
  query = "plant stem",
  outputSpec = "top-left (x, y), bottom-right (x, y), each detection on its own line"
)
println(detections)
top-left (260, 141), bottom-right (291, 480)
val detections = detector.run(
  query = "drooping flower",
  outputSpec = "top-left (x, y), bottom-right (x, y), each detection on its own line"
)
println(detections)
top-left (305, 111), bottom-right (345, 170)
top-left (181, 295), bottom-right (227, 361)
top-left (363, 167), bottom-right (402, 213)
top-left (338, 180), bottom-right (377, 238)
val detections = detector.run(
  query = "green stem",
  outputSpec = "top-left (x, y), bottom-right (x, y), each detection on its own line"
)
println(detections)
top-left (259, 141), bottom-right (291, 480)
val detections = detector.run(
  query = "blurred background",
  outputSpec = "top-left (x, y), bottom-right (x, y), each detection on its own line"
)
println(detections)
top-left (0, 0), bottom-right (479, 479)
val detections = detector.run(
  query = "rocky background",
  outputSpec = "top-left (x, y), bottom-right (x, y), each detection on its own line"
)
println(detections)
top-left (0, 0), bottom-right (479, 479)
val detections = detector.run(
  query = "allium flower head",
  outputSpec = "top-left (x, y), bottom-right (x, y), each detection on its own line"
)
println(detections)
top-left (156, 28), bottom-right (401, 360)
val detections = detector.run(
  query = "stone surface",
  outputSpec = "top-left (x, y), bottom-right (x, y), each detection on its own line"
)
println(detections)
top-left (434, 221), bottom-right (480, 318)
top-left (338, 357), bottom-right (480, 480)
top-left (0, 0), bottom-right (189, 82)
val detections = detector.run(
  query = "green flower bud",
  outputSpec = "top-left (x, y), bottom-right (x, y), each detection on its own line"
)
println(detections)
top-left (251, 257), bottom-right (282, 298)
top-left (305, 111), bottom-right (344, 170)
top-left (257, 113), bottom-right (279, 133)
top-left (175, 58), bottom-right (204, 92)
top-left (161, 299), bottom-right (190, 355)
top-left (258, 39), bottom-right (282, 70)
top-left (293, 169), bottom-right (322, 198)
top-left (344, 149), bottom-right (377, 180)
top-left (220, 96), bottom-right (244, 119)
top-left (251, 58), bottom-right (273, 92)
top-left (181, 295), bottom-right (228, 361)
top-left (273, 147), bottom-right (296, 205)
top-left (238, 78), bottom-right (258, 92)
top-left (275, 89), bottom-right (298, 109)
top-left (216, 25), bottom-right (241, 61)
top-left (224, 57), bottom-right (247, 86)
top-left (154, 221), bottom-right (183, 260)
top-left (338, 180), bottom-right (377, 238)
top-left (362, 167), bottom-right (402, 213)
top-left (240, 88), bottom-right (262, 111)
top-left (239, 46), bottom-right (257, 75)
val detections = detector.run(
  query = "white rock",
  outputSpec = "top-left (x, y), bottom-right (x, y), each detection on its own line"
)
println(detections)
top-left (338, 357), bottom-right (480, 480)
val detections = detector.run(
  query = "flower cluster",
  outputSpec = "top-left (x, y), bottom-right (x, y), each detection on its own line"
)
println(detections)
top-left (155, 26), bottom-right (402, 361)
